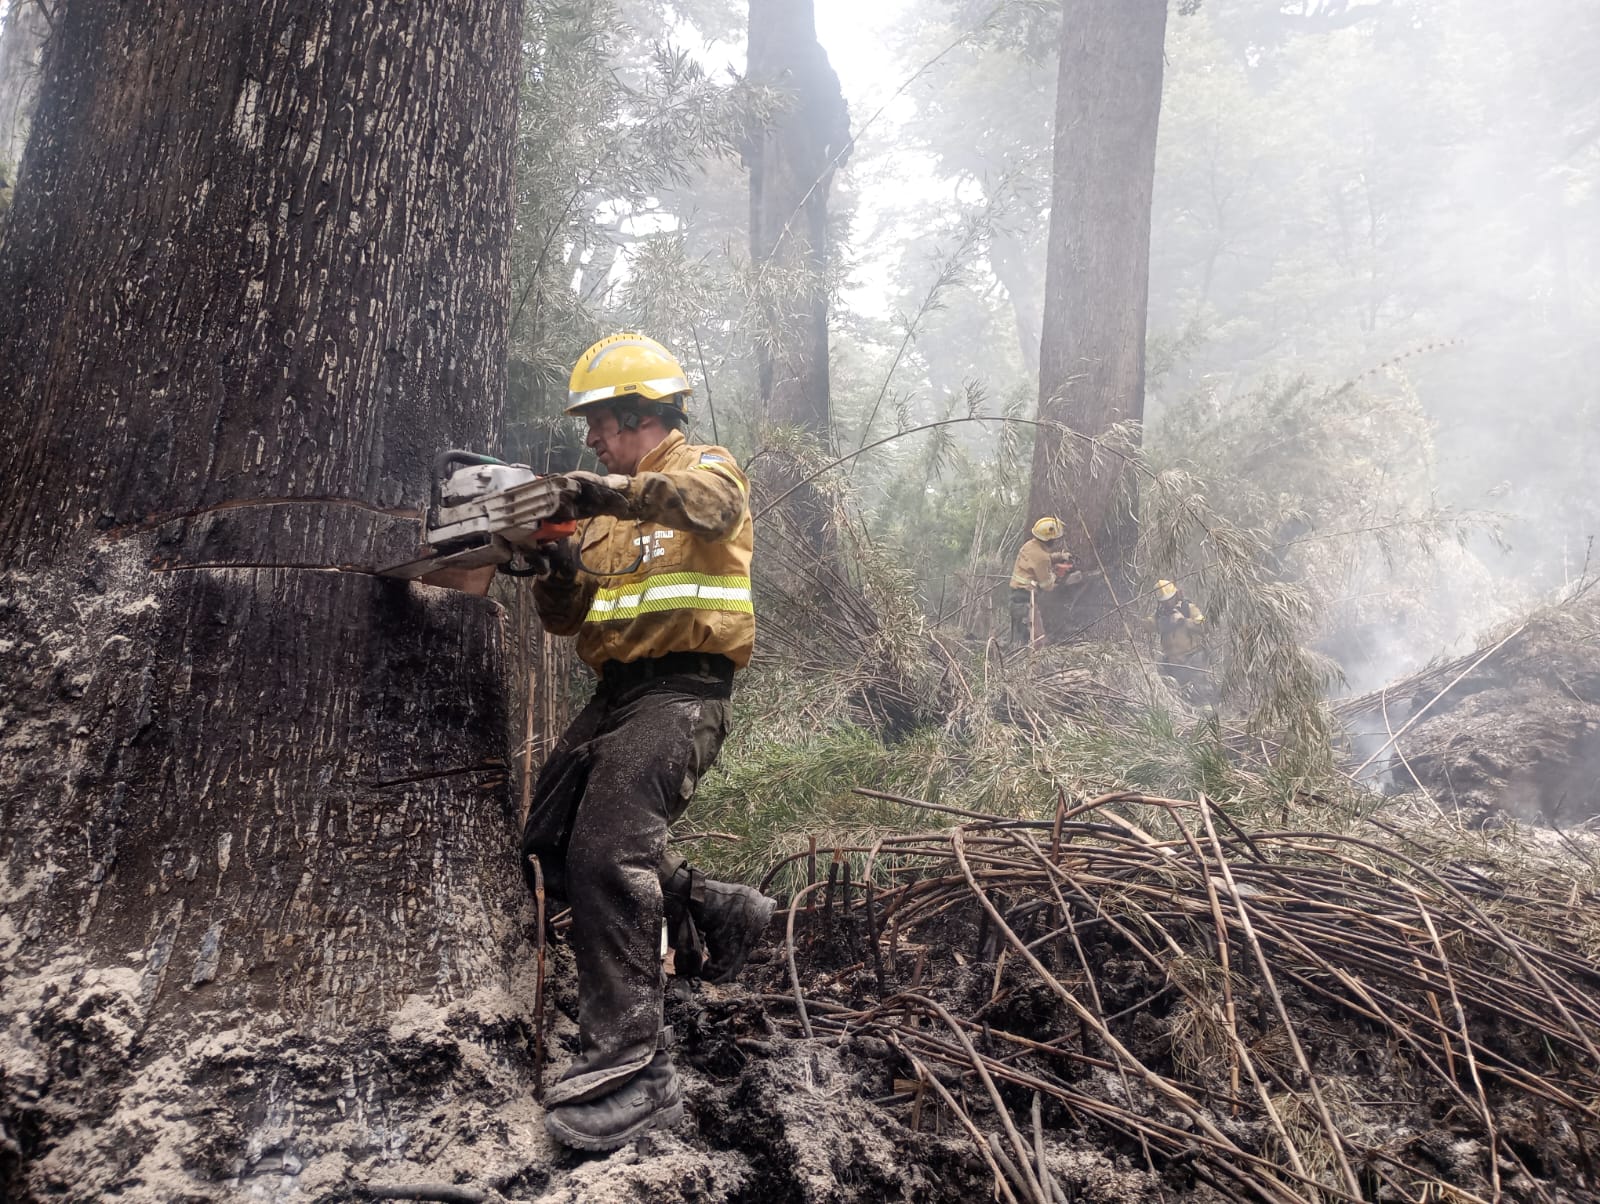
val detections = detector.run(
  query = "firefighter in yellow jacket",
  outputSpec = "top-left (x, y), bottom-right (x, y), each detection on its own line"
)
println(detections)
top-left (1009, 516), bottom-right (1079, 644)
top-left (522, 334), bottom-right (776, 1151)
top-left (1153, 578), bottom-right (1207, 684)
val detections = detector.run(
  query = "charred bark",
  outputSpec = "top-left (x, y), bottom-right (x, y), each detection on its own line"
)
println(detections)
top-left (746, 0), bottom-right (849, 441)
top-left (1029, 0), bottom-right (1168, 633)
top-left (0, 2), bottom-right (528, 1200)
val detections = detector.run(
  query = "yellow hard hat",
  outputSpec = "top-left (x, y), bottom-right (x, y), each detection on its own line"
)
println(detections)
top-left (1031, 516), bottom-right (1065, 541)
top-left (566, 333), bottom-right (692, 417)
top-left (1156, 579), bottom-right (1178, 601)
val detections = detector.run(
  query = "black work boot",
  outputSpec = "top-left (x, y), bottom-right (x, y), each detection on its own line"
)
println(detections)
top-left (660, 855), bottom-right (777, 984)
top-left (697, 879), bottom-right (778, 984)
top-left (545, 1049), bottom-right (683, 1151)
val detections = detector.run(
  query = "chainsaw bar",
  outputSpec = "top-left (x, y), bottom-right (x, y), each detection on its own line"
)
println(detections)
top-left (378, 537), bottom-right (512, 581)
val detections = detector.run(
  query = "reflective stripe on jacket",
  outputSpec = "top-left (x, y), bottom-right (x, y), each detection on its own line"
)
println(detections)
top-left (586, 572), bottom-right (754, 619)
top-left (534, 430), bottom-right (755, 671)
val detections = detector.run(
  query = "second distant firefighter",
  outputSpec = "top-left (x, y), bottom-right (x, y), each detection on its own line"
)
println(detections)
top-left (1153, 579), bottom-right (1207, 680)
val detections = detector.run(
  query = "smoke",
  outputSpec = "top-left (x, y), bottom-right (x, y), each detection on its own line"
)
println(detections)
top-left (1138, 0), bottom-right (1600, 683)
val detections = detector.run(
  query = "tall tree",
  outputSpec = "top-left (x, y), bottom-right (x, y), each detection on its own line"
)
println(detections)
top-left (746, 0), bottom-right (849, 441)
top-left (893, 1), bottom-right (1057, 383)
top-left (0, 2), bottom-right (529, 1197)
top-left (1029, 0), bottom-right (1170, 627)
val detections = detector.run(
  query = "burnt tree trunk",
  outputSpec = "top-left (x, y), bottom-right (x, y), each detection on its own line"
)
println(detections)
top-left (747, 0), bottom-right (849, 441)
top-left (0, 0), bottom-right (47, 177)
top-left (0, 3), bottom-right (531, 1201)
top-left (1029, 0), bottom-right (1168, 633)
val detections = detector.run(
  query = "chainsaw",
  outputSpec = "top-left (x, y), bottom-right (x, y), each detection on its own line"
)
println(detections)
top-left (379, 450), bottom-right (578, 581)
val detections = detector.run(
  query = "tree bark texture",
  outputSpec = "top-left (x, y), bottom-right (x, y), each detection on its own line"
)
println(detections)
top-left (0, 2), bottom-right (531, 1200)
top-left (746, 0), bottom-right (849, 441)
top-left (1029, 0), bottom-right (1168, 631)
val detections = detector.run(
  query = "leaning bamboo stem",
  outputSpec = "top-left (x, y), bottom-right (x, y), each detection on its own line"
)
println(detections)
top-left (1196, 796), bottom-right (1363, 1200)
top-left (1411, 889), bottom-right (1502, 1204)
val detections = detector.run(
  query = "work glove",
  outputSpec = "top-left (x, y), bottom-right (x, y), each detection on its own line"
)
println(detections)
top-left (498, 536), bottom-right (578, 581)
top-left (555, 470), bottom-right (633, 519)
top-left (540, 536), bottom-right (580, 581)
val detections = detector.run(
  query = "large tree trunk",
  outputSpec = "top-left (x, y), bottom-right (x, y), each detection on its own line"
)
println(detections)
top-left (1029, 0), bottom-right (1168, 633)
top-left (0, 0), bottom-right (46, 177)
top-left (0, 3), bottom-right (529, 1200)
top-left (746, 0), bottom-right (848, 441)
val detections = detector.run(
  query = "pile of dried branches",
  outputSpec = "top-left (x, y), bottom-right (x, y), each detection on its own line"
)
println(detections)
top-left (761, 791), bottom-right (1600, 1204)
top-left (747, 460), bottom-right (952, 734)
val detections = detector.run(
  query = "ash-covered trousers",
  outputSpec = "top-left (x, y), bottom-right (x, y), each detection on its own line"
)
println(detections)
top-left (1010, 587), bottom-right (1033, 644)
top-left (519, 659), bottom-right (731, 1106)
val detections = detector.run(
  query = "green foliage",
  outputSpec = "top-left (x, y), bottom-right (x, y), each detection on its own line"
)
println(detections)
top-left (752, 396), bottom-right (1346, 765)
top-left (506, 0), bottom-right (746, 461)
top-left (1137, 460), bottom-right (1339, 759)
top-left (748, 432), bottom-right (961, 734)
top-left (1146, 375), bottom-right (1519, 693)
top-left (689, 648), bottom-right (1353, 891)
top-left (866, 384), bottom-right (1034, 624)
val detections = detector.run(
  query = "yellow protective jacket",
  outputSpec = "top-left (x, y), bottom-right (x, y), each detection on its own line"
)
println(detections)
top-left (534, 431), bottom-right (755, 671)
top-left (1009, 538), bottom-right (1066, 591)
top-left (1156, 599), bottom-right (1206, 660)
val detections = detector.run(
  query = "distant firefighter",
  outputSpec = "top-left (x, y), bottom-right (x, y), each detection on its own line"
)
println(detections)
top-left (1009, 516), bottom-right (1080, 645)
top-left (1153, 579), bottom-right (1207, 683)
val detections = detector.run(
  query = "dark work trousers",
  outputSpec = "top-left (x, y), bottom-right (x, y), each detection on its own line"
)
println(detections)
top-left (520, 657), bottom-right (731, 1107)
top-left (1010, 588), bottom-right (1033, 645)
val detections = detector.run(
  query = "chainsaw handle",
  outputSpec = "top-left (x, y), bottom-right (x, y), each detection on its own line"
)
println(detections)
top-left (429, 449), bottom-right (508, 526)
top-left (434, 448), bottom-right (506, 475)
top-left (501, 521), bottom-right (579, 578)
top-left (531, 518), bottom-right (578, 542)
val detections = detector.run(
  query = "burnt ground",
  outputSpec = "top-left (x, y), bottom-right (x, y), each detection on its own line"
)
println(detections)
top-left (9, 838), bottom-right (1600, 1204)
top-left (721, 913), bottom-right (1596, 1203)
top-left (477, 939), bottom-right (1196, 1204)
top-left (459, 857), bottom-right (1600, 1204)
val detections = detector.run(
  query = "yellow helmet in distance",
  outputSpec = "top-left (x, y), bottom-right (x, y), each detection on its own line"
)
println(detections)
top-left (1031, 516), bottom-right (1065, 541)
top-left (566, 333), bottom-right (692, 418)
top-left (1156, 579), bottom-right (1178, 601)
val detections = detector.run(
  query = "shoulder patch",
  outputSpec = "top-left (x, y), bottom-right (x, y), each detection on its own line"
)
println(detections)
top-left (693, 451), bottom-right (749, 497)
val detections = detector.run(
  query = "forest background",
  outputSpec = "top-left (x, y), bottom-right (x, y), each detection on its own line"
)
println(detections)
top-left (500, 0), bottom-right (1597, 669)
top-left (437, 0), bottom-right (1598, 865)
top-left (3, 0), bottom-right (1596, 832)
top-left (5, 0), bottom-right (1593, 858)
